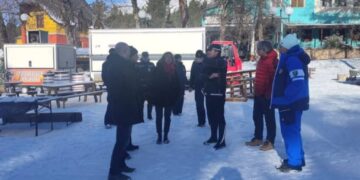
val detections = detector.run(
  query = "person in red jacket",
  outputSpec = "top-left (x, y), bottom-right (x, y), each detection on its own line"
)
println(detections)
top-left (245, 40), bottom-right (278, 151)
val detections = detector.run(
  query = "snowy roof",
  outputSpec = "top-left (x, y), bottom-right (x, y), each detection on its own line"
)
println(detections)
top-left (20, 0), bottom-right (93, 26)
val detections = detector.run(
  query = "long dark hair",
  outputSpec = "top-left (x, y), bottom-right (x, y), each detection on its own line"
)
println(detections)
top-left (158, 52), bottom-right (175, 65)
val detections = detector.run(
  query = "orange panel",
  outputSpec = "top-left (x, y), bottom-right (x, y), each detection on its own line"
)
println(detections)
top-left (8, 68), bottom-right (53, 85)
top-left (79, 37), bottom-right (89, 48)
top-left (48, 34), bottom-right (67, 44)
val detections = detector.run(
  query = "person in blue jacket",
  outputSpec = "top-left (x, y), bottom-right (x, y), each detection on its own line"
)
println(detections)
top-left (271, 33), bottom-right (310, 173)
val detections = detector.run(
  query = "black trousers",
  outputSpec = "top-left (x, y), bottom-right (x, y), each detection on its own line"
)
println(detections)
top-left (155, 106), bottom-right (172, 135)
top-left (104, 105), bottom-right (110, 125)
top-left (140, 97), bottom-right (153, 119)
top-left (173, 91), bottom-right (185, 115)
top-left (195, 88), bottom-right (206, 125)
top-left (109, 124), bottom-right (132, 175)
top-left (252, 96), bottom-right (276, 144)
top-left (206, 95), bottom-right (226, 143)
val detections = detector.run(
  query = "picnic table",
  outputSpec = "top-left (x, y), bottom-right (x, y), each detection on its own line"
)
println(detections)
top-left (42, 81), bottom-right (105, 108)
top-left (0, 96), bottom-right (83, 136)
top-left (42, 81), bottom-right (96, 96)
top-left (0, 96), bottom-right (55, 136)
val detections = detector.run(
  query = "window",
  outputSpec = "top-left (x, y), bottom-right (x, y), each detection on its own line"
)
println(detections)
top-left (320, 29), bottom-right (332, 40)
top-left (291, 0), bottom-right (304, 7)
top-left (301, 29), bottom-right (313, 42)
top-left (351, 29), bottom-right (360, 41)
top-left (322, 0), bottom-right (332, 7)
top-left (36, 14), bottom-right (44, 28)
top-left (335, 0), bottom-right (347, 6)
top-left (221, 45), bottom-right (235, 66)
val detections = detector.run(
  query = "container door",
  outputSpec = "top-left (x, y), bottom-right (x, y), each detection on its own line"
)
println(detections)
top-left (5, 45), bottom-right (54, 68)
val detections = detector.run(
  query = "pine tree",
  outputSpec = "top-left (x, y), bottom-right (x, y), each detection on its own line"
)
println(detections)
top-left (91, 0), bottom-right (107, 29)
top-left (145, 0), bottom-right (166, 28)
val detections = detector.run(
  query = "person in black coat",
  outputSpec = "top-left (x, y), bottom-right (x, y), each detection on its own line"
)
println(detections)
top-left (173, 54), bottom-right (187, 115)
top-left (103, 48), bottom-right (116, 129)
top-left (125, 46), bottom-right (143, 152)
top-left (149, 52), bottom-right (180, 144)
top-left (202, 44), bottom-right (228, 150)
top-left (135, 52), bottom-right (155, 120)
top-left (103, 42), bottom-right (142, 180)
top-left (189, 50), bottom-right (206, 127)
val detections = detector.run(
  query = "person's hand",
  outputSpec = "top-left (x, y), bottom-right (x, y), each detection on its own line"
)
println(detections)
top-left (209, 73), bottom-right (220, 79)
top-left (188, 87), bottom-right (193, 92)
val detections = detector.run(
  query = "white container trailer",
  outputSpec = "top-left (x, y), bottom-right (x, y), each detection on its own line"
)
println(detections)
top-left (89, 28), bottom-right (206, 80)
top-left (4, 44), bottom-right (76, 85)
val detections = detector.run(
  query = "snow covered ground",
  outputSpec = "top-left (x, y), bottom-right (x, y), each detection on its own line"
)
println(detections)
top-left (1, 60), bottom-right (360, 180)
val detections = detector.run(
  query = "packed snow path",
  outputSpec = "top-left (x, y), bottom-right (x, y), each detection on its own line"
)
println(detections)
top-left (1, 60), bottom-right (360, 180)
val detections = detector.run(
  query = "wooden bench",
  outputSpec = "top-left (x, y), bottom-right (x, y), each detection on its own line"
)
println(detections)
top-left (56, 90), bottom-right (106, 108)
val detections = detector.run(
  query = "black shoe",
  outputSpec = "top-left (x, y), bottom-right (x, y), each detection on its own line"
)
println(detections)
top-left (276, 161), bottom-right (302, 173)
top-left (120, 165), bottom-right (136, 173)
top-left (197, 124), bottom-right (205, 127)
top-left (156, 136), bottom-right (162, 144)
top-left (283, 159), bottom-right (306, 167)
top-left (214, 142), bottom-right (226, 150)
top-left (203, 137), bottom-right (217, 145)
top-left (124, 152), bottom-right (131, 160)
top-left (108, 173), bottom-right (131, 180)
top-left (163, 138), bottom-right (170, 144)
top-left (126, 145), bottom-right (139, 151)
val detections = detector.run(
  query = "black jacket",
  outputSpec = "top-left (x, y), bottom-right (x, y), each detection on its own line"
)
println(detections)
top-left (175, 61), bottom-right (187, 93)
top-left (149, 61), bottom-right (181, 107)
top-left (102, 53), bottom-right (142, 126)
top-left (202, 56), bottom-right (227, 96)
top-left (135, 61), bottom-right (155, 97)
top-left (190, 60), bottom-right (204, 90)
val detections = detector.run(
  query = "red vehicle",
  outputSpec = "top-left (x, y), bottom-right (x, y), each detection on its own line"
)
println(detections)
top-left (211, 41), bottom-right (242, 72)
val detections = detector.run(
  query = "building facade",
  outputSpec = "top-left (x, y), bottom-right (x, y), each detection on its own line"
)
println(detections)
top-left (16, 0), bottom-right (92, 48)
top-left (272, 0), bottom-right (360, 48)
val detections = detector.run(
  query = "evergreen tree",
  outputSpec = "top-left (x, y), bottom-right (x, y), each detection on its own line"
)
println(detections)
top-left (91, 0), bottom-right (107, 29)
top-left (145, 0), bottom-right (166, 28)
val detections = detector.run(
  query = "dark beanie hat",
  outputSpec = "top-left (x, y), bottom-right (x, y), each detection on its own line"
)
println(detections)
top-left (109, 48), bottom-right (116, 54)
top-left (141, 51), bottom-right (149, 58)
top-left (129, 46), bottom-right (138, 56)
top-left (195, 50), bottom-right (204, 58)
top-left (174, 54), bottom-right (182, 61)
top-left (207, 44), bottom-right (221, 52)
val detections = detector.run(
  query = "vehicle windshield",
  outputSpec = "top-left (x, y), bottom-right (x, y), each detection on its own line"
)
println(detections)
top-left (221, 45), bottom-right (235, 66)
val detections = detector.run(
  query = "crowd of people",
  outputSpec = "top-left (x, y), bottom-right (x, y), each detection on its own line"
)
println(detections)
top-left (102, 33), bottom-right (310, 180)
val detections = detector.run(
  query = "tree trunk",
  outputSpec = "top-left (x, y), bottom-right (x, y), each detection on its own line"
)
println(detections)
top-left (164, 0), bottom-right (171, 27)
top-left (218, 0), bottom-right (229, 41)
top-left (131, 0), bottom-right (140, 28)
top-left (255, 0), bottom-right (263, 41)
top-left (0, 13), bottom-right (9, 48)
top-left (179, 0), bottom-right (189, 28)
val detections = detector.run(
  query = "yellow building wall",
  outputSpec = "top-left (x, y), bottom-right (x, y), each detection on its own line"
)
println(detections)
top-left (26, 11), bottom-right (65, 34)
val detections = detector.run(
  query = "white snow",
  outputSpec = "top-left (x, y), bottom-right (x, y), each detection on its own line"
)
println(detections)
top-left (1, 60), bottom-right (360, 180)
